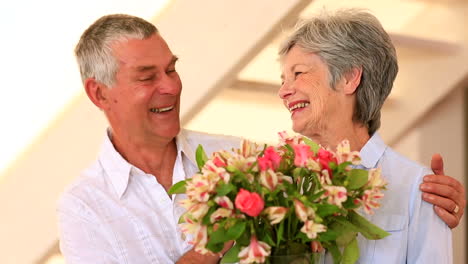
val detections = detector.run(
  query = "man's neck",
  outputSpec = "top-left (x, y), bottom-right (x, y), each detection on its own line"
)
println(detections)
top-left (111, 132), bottom-right (178, 191)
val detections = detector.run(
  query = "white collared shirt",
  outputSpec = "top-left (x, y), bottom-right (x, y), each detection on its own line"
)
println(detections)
top-left (57, 129), bottom-right (241, 264)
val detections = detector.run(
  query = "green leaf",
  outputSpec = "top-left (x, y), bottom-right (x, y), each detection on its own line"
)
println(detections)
top-left (226, 221), bottom-right (246, 241)
top-left (168, 180), bottom-right (187, 194)
top-left (262, 233), bottom-right (275, 247)
top-left (347, 169), bottom-right (369, 190)
top-left (206, 228), bottom-right (228, 252)
top-left (315, 203), bottom-right (341, 218)
top-left (342, 197), bottom-right (360, 210)
top-left (348, 211), bottom-right (390, 240)
top-left (327, 242), bottom-right (342, 264)
top-left (202, 207), bottom-right (217, 225)
top-left (216, 183), bottom-right (235, 196)
top-left (276, 220), bottom-right (285, 247)
top-left (196, 144), bottom-right (208, 171)
top-left (303, 137), bottom-right (320, 154)
top-left (220, 243), bottom-right (241, 263)
top-left (336, 230), bottom-right (357, 247)
top-left (342, 236), bottom-right (359, 264)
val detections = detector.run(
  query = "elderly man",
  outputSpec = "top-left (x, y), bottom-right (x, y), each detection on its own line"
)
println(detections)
top-left (278, 9), bottom-right (458, 263)
top-left (58, 13), bottom-right (464, 263)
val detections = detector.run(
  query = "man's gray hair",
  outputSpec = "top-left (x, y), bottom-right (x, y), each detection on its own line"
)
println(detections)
top-left (75, 14), bottom-right (158, 87)
top-left (279, 9), bottom-right (398, 135)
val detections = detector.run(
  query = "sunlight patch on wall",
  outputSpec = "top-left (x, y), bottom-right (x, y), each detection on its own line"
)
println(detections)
top-left (0, 0), bottom-right (171, 179)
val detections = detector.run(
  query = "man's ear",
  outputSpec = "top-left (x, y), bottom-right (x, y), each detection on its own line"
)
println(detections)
top-left (84, 78), bottom-right (109, 110)
top-left (343, 67), bottom-right (362, 95)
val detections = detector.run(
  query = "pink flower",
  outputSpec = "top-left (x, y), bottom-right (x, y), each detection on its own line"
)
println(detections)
top-left (323, 186), bottom-right (348, 207)
top-left (259, 169), bottom-right (279, 191)
top-left (257, 146), bottom-right (282, 171)
top-left (238, 236), bottom-right (271, 264)
top-left (293, 144), bottom-right (314, 167)
top-left (316, 148), bottom-right (337, 174)
top-left (235, 189), bottom-right (265, 217)
top-left (213, 156), bottom-right (227, 167)
top-left (301, 220), bottom-right (327, 239)
top-left (263, 206), bottom-right (288, 225)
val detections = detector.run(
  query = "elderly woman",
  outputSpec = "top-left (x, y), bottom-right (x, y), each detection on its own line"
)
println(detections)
top-left (278, 9), bottom-right (454, 263)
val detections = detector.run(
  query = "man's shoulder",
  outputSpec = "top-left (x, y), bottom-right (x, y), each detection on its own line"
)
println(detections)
top-left (382, 147), bottom-right (431, 179)
top-left (57, 161), bottom-right (112, 216)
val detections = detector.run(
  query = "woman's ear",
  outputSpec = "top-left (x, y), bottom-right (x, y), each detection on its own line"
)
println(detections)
top-left (343, 67), bottom-right (362, 95)
top-left (84, 78), bottom-right (109, 110)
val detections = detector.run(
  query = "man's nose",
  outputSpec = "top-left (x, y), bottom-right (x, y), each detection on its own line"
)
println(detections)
top-left (158, 73), bottom-right (181, 95)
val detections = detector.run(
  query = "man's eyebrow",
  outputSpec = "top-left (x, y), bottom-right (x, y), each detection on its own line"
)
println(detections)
top-left (135, 65), bottom-right (156, 72)
top-left (134, 56), bottom-right (179, 72)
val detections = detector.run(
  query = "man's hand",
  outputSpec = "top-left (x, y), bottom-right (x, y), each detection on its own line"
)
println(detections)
top-left (420, 153), bottom-right (466, 228)
top-left (176, 241), bottom-right (233, 264)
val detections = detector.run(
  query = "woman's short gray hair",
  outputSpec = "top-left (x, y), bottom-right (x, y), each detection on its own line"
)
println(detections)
top-left (279, 9), bottom-right (398, 135)
top-left (75, 14), bottom-right (158, 87)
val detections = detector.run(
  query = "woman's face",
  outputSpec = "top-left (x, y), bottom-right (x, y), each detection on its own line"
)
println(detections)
top-left (278, 45), bottom-right (345, 137)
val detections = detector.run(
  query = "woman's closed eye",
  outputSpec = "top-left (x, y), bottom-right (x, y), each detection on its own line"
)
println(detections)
top-left (294, 72), bottom-right (303, 78)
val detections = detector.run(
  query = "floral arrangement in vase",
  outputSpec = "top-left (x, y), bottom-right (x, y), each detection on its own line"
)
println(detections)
top-left (169, 132), bottom-right (389, 264)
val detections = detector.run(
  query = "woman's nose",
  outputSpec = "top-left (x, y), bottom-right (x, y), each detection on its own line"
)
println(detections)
top-left (278, 81), bottom-right (294, 100)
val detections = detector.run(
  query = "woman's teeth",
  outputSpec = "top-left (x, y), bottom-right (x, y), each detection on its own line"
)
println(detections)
top-left (289, 102), bottom-right (310, 112)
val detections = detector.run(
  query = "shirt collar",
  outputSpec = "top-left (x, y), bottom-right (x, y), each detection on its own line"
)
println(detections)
top-left (99, 129), bottom-right (197, 199)
top-left (359, 132), bottom-right (388, 169)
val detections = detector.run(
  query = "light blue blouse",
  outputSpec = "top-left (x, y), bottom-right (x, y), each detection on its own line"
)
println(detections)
top-left (336, 133), bottom-right (452, 263)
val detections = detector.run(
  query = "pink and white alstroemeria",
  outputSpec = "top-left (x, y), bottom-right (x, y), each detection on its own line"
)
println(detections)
top-left (238, 139), bottom-right (262, 158)
top-left (335, 140), bottom-right (361, 165)
top-left (210, 208), bottom-right (233, 223)
top-left (238, 236), bottom-right (271, 264)
top-left (357, 189), bottom-right (384, 215)
top-left (367, 168), bottom-right (387, 190)
top-left (278, 131), bottom-right (303, 146)
top-left (318, 169), bottom-right (332, 185)
top-left (188, 202), bottom-right (210, 220)
top-left (263, 206), bottom-right (288, 225)
top-left (323, 186), bottom-right (347, 207)
top-left (259, 169), bottom-right (279, 191)
top-left (214, 196), bottom-right (234, 209)
top-left (228, 153), bottom-right (258, 174)
top-left (293, 199), bottom-right (315, 222)
top-left (202, 160), bottom-right (230, 183)
top-left (186, 173), bottom-right (216, 202)
top-left (179, 214), bottom-right (201, 235)
top-left (192, 225), bottom-right (210, 254)
top-left (301, 220), bottom-right (327, 239)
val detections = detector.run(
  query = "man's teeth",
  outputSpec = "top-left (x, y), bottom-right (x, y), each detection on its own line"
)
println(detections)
top-left (150, 105), bottom-right (174, 113)
top-left (289, 102), bottom-right (310, 112)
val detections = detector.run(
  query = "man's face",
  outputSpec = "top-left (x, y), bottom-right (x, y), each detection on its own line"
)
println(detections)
top-left (278, 45), bottom-right (345, 138)
top-left (104, 34), bottom-right (182, 142)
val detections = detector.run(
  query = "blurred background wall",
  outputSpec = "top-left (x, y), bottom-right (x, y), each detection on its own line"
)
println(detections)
top-left (0, 0), bottom-right (466, 263)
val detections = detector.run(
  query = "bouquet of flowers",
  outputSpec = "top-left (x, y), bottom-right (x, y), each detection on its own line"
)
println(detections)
top-left (169, 132), bottom-right (389, 264)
